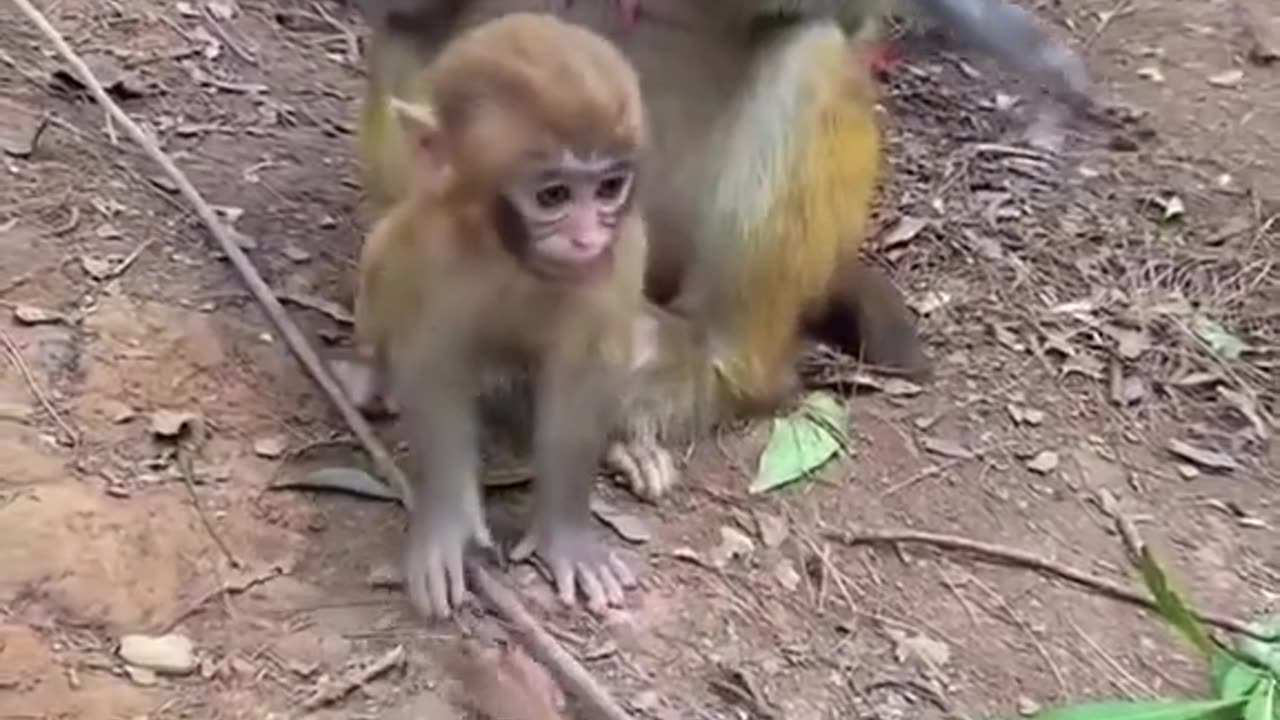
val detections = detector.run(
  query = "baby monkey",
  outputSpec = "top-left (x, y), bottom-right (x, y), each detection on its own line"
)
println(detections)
top-left (354, 12), bottom-right (648, 618)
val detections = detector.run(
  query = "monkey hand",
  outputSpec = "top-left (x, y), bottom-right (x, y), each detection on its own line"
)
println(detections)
top-left (510, 521), bottom-right (635, 614)
top-left (404, 499), bottom-right (494, 619)
top-left (605, 438), bottom-right (679, 503)
top-left (330, 357), bottom-right (400, 418)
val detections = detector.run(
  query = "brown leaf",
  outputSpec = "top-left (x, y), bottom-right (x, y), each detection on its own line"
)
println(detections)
top-left (445, 642), bottom-right (567, 720)
top-left (1026, 450), bottom-right (1060, 475)
top-left (874, 215), bottom-right (928, 251)
top-left (920, 435), bottom-right (975, 460)
top-left (12, 304), bottom-right (66, 326)
top-left (754, 511), bottom-right (789, 548)
top-left (1166, 439), bottom-right (1241, 472)
top-left (590, 497), bottom-right (651, 544)
top-left (0, 98), bottom-right (47, 158)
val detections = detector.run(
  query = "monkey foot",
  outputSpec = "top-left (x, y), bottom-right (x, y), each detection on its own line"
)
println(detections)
top-left (605, 439), bottom-right (679, 503)
top-left (330, 357), bottom-right (400, 418)
top-left (403, 507), bottom-right (494, 620)
top-left (511, 526), bottom-right (636, 614)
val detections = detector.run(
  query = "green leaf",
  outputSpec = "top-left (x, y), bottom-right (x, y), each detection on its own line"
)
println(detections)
top-left (750, 391), bottom-right (848, 494)
top-left (1192, 315), bottom-right (1247, 361)
top-left (1028, 698), bottom-right (1247, 720)
top-left (273, 466), bottom-right (402, 502)
top-left (1243, 679), bottom-right (1274, 720)
top-left (1136, 547), bottom-right (1217, 662)
top-left (1217, 658), bottom-right (1265, 699)
top-left (1235, 615), bottom-right (1280, 678)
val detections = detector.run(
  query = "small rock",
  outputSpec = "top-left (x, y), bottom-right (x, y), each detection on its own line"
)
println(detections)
top-left (1176, 463), bottom-right (1201, 480)
top-left (119, 633), bottom-right (197, 675)
top-left (282, 243), bottom-right (312, 263)
top-left (12, 304), bottom-right (65, 326)
top-left (1017, 696), bottom-right (1041, 716)
top-left (1026, 451), bottom-right (1060, 475)
top-left (252, 434), bottom-right (288, 459)
top-left (707, 526), bottom-right (755, 569)
top-left (0, 98), bottom-right (46, 158)
top-left (79, 255), bottom-right (116, 281)
top-left (150, 409), bottom-right (202, 439)
top-left (368, 563), bottom-right (403, 588)
top-left (1207, 68), bottom-right (1244, 88)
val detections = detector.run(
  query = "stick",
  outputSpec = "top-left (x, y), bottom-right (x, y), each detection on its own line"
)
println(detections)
top-left (0, 327), bottom-right (79, 445)
top-left (825, 527), bottom-right (1270, 641)
top-left (12, 4), bottom-right (636, 718)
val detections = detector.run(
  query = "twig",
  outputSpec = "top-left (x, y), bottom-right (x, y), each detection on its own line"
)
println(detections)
top-left (201, 6), bottom-right (258, 65)
top-left (300, 645), bottom-right (407, 710)
top-left (176, 443), bottom-right (242, 569)
top-left (824, 527), bottom-right (1271, 641)
top-left (158, 564), bottom-right (283, 634)
top-left (0, 327), bottom-right (79, 446)
top-left (469, 566), bottom-right (635, 720)
top-left (10, 5), bottom-right (635, 719)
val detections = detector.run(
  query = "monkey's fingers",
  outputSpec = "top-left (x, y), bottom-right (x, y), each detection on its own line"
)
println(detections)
top-left (606, 441), bottom-right (678, 502)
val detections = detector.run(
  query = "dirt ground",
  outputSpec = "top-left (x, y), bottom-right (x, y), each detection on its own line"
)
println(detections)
top-left (1, 0), bottom-right (1277, 718)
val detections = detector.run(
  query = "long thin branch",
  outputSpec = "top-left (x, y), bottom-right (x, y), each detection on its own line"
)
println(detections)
top-left (825, 527), bottom-right (1271, 641)
top-left (11, 3), bottom-right (634, 719)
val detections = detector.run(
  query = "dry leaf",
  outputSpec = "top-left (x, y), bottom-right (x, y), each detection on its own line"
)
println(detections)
top-left (590, 497), bottom-right (651, 544)
top-left (0, 98), bottom-right (46, 158)
top-left (875, 215), bottom-right (928, 251)
top-left (772, 559), bottom-right (801, 591)
top-left (1166, 439), bottom-right (1241, 472)
top-left (909, 290), bottom-right (952, 317)
top-left (920, 435), bottom-right (975, 460)
top-left (883, 378), bottom-right (924, 397)
top-left (1218, 387), bottom-right (1270, 439)
top-left (1007, 405), bottom-right (1046, 426)
top-left (80, 255), bottom-right (116, 281)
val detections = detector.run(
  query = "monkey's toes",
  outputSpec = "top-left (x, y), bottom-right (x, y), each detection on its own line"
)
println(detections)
top-left (606, 441), bottom-right (678, 503)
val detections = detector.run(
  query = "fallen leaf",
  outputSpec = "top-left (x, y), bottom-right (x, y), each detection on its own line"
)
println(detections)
top-left (1207, 68), bottom-right (1244, 88)
top-left (1111, 327), bottom-right (1151, 360)
top-left (52, 53), bottom-right (149, 98)
top-left (274, 466), bottom-right (401, 502)
top-left (150, 409), bottom-right (202, 439)
top-left (707, 526), bottom-right (756, 569)
top-left (12, 304), bottom-right (66, 325)
top-left (590, 497), bottom-right (651, 544)
top-left (0, 98), bottom-right (47, 158)
top-left (1191, 315), bottom-right (1247, 361)
top-left (750, 391), bottom-right (847, 494)
top-left (920, 435), bottom-right (974, 460)
top-left (1026, 450), bottom-right (1060, 475)
top-left (670, 546), bottom-right (703, 565)
top-left (282, 243), bottom-right (312, 262)
top-left (875, 215), bottom-right (928, 251)
top-left (1166, 439), bottom-right (1241, 472)
top-left (253, 434), bottom-right (288, 459)
top-left (754, 511), bottom-right (789, 548)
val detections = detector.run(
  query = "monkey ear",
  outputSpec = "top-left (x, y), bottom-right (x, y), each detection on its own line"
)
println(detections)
top-left (389, 97), bottom-right (452, 185)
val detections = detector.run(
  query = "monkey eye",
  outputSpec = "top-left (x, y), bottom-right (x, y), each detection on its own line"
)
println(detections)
top-left (596, 172), bottom-right (631, 202)
top-left (534, 183), bottom-right (572, 209)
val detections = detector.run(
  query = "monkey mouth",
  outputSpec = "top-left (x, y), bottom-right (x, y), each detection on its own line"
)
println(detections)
top-left (528, 251), bottom-right (614, 285)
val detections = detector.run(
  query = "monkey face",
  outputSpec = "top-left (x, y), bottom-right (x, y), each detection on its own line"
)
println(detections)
top-left (500, 151), bottom-right (636, 285)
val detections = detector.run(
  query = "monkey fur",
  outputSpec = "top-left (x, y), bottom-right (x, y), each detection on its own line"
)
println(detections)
top-left (351, 2), bottom-right (941, 502)
top-left (355, 12), bottom-right (649, 618)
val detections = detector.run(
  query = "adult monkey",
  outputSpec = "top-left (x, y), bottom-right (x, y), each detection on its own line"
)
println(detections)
top-left (354, 1), bottom-right (1089, 499)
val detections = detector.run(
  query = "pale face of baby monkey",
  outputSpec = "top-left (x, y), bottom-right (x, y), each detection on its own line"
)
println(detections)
top-left (499, 151), bottom-right (637, 284)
